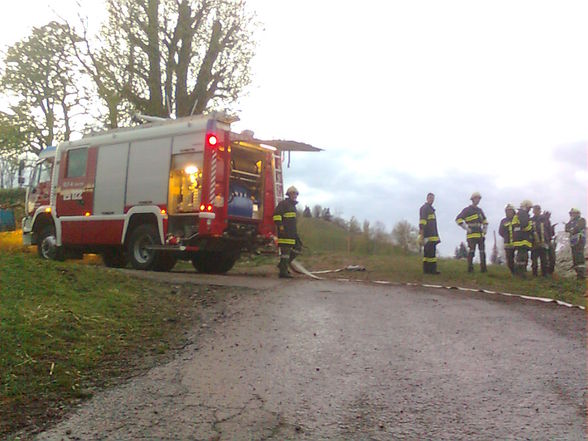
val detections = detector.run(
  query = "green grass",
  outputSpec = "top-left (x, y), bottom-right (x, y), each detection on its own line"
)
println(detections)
top-left (0, 248), bottom-right (233, 438)
top-left (292, 217), bottom-right (586, 307)
top-left (295, 252), bottom-right (585, 307)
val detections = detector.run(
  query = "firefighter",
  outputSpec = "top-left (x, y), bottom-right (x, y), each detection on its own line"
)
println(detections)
top-left (530, 205), bottom-right (551, 277)
top-left (455, 192), bottom-right (488, 273)
top-left (273, 186), bottom-right (301, 278)
top-left (565, 208), bottom-right (586, 280)
top-left (544, 211), bottom-right (556, 274)
top-left (512, 200), bottom-right (533, 276)
top-left (419, 192), bottom-right (440, 274)
top-left (498, 203), bottom-right (516, 274)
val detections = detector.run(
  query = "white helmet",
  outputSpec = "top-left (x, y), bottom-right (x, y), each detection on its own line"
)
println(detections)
top-left (504, 203), bottom-right (515, 212)
top-left (470, 192), bottom-right (482, 200)
top-left (520, 200), bottom-right (533, 210)
top-left (286, 186), bottom-right (299, 196)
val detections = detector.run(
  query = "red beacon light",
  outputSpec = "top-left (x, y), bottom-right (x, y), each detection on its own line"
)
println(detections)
top-left (207, 134), bottom-right (218, 146)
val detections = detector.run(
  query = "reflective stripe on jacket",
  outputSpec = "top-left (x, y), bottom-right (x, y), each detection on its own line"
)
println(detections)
top-left (499, 217), bottom-right (515, 248)
top-left (566, 217), bottom-right (586, 247)
top-left (455, 205), bottom-right (488, 239)
top-left (512, 209), bottom-right (532, 248)
top-left (419, 202), bottom-right (440, 243)
top-left (531, 214), bottom-right (551, 248)
top-left (273, 197), bottom-right (298, 244)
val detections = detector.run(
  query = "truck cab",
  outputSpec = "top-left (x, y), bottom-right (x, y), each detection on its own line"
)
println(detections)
top-left (22, 147), bottom-right (58, 259)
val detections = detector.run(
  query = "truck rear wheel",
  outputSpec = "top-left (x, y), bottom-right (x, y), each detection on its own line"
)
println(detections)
top-left (127, 224), bottom-right (161, 270)
top-left (191, 251), bottom-right (239, 274)
top-left (37, 225), bottom-right (64, 261)
top-left (102, 247), bottom-right (128, 268)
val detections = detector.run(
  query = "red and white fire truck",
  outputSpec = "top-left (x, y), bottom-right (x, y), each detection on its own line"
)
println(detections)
top-left (22, 113), bottom-right (319, 273)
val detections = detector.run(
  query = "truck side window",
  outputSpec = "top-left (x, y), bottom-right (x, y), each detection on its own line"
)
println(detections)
top-left (66, 148), bottom-right (88, 178)
top-left (39, 161), bottom-right (52, 183)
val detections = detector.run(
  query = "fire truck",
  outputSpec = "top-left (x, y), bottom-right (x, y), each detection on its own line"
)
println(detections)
top-left (22, 113), bottom-right (319, 273)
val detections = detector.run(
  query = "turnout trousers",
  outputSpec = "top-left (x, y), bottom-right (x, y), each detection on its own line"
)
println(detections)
top-left (531, 247), bottom-right (548, 276)
top-left (504, 247), bottom-right (515, 274)
top-left (515, 245), bottom-right (530, 276)
top-left (571, 242), bottom-right (586, 280)
top-left (467, 237), bottom-right (486, 272)
top-left (423, 241), bottom-right (438, 274)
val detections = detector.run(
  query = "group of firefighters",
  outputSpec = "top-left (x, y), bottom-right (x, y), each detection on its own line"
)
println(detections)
top-left (273, 187), bottom-right (586, 280)
top-left (419, 192), bottom-right (586, 279)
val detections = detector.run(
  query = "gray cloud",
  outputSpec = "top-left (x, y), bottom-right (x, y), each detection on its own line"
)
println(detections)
top-left (286, 143), bottom-right (587, 258)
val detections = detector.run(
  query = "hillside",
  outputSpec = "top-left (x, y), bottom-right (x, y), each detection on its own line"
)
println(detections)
top-left (292, 217), bottom-right (585, 307)
top-left (297, 217), bottom-right (403, 256)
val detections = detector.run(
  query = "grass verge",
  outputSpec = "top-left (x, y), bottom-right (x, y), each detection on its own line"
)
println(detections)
top-left (293, 252), bottom-right (586, 307)
top-left (0, 248), bottom-right (243, 439)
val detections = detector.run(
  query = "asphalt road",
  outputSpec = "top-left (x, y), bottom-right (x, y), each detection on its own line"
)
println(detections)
top-left (35, 274), bottom-right (586, 440)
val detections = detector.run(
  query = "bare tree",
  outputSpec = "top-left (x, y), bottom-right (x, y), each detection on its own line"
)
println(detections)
top-left (68, 0), bottom-right (257, 126)
top-left (312, 205), bottom-right (323, 219)
top-left (0, 22), bottom-right (86, 155)
top-left (349, 216), bottom-right (361, 234)
top-left (391, 220), bottom-right (419, 253)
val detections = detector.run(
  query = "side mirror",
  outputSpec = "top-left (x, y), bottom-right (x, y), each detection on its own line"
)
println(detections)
top-left (18, 160), bottom-right (25, 186)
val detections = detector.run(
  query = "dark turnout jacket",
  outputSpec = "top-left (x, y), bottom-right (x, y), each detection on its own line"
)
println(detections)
top-left (499, 216), bottom-right (515, 248)
top-left (273, 197), bottom-right (298, 245)
top-left (531, 214), bottom-right (552, 248)
top-left (455, 205), bottom-right (488, 239)
top-left (419, 203), bottom-right (440, 243)
top-left (512, 209), bottom-right (532, 248)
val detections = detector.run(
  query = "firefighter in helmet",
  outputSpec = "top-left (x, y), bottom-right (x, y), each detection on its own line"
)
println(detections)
top-left (273, 186), bottom-right (302, 278)
top-left (455, 192), bottom-right (488, 272)
top-left (512, 199), bottom-right (533, 276)
top-left (565, 208), bottom-right (586, 280)
top-left (419, 192), bottom-right (440, 274)
top-left (530, 204), bottom-right (551, 277)
top-left (498, 203), bottom-right (516, 274)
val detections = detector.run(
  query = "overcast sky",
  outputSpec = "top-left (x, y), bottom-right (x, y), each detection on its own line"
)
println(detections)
top-left (2, 0), bottom-right (587, 255)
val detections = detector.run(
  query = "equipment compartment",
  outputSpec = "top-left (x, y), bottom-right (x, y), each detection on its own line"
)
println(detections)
top-left (228, 143), bottom-right (266, 220)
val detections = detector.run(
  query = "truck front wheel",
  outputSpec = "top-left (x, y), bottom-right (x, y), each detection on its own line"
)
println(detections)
top-left (37, 225), bottom-right (64, 261)
top-left (127, 224), bottom-right (160, 270)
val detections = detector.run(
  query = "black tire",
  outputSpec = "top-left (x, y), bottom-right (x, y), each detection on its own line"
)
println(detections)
top-left (102, 247), bottom-right (128, 268)
top-left (127, 224), bottom-right (161, 270)
top-left (37, 225), bottom-right (64, 261)
top-left (154, 253), bottom-right (177, 272)
top-left (191, 251), bottom-right (239, 274)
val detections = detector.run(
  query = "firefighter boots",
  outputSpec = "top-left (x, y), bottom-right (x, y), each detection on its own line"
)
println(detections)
top-left (467, 253), bottom-right (474, 273)
top-left (278, 259), bottom-right (293, 278)
top-left (480, 251), bottom-right (487, 273)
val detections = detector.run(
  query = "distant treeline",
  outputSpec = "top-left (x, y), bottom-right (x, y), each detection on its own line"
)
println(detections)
top-left (300, 205), bottom-right (419, 255)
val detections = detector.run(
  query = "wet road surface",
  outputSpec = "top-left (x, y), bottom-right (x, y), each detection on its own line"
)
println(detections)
top-left (36, 276), bottom-right (586, 440)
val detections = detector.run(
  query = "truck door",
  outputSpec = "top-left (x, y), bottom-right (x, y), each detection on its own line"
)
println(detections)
top-left (26, 158), bottom-right (53, 216)
top-left (56, 146), bottom-right (96, 244)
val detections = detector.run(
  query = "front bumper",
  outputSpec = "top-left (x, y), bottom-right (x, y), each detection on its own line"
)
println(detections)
top-left (22, 217), bottom-right (34, 245)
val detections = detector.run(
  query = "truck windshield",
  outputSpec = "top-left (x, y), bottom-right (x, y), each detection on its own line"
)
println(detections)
top-left (30, 159), bottom-right (53, 188)
top-left (168, 152), bottom-right (203, 213)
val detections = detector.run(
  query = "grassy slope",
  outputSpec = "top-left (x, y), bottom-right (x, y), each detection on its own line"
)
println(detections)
top-left (0, 236), bottom-right (238, 437)
top-left (293, 217), bottom-right (586, 307)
